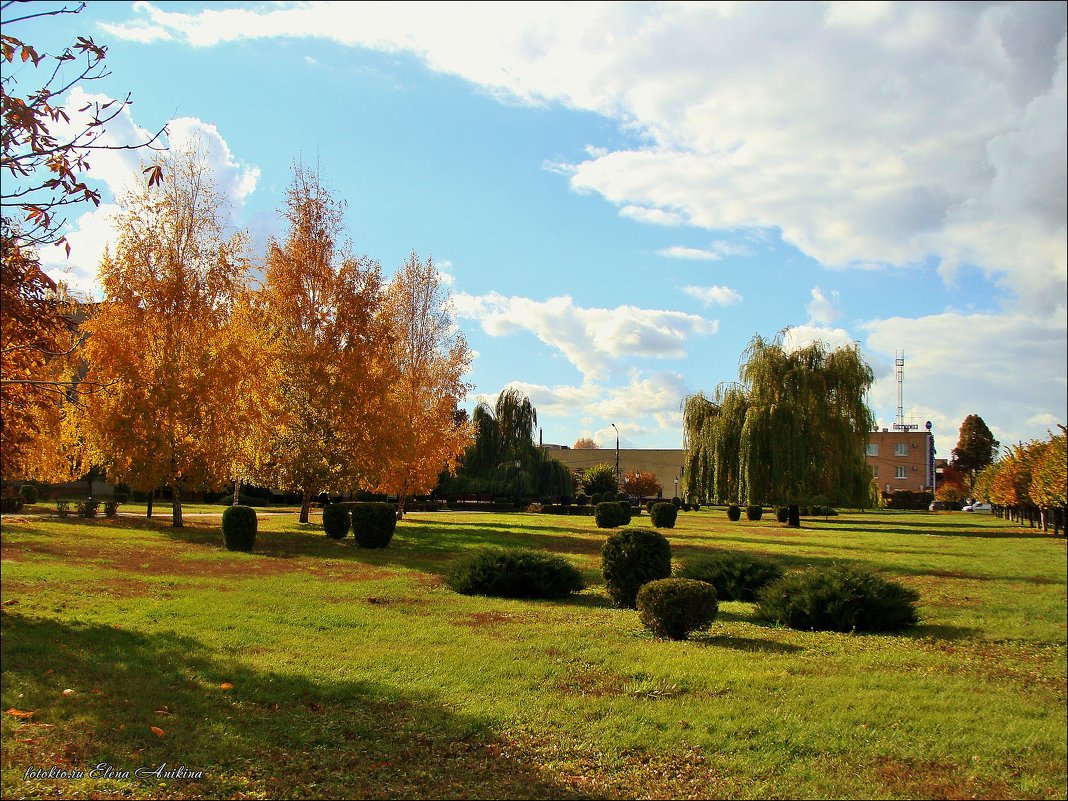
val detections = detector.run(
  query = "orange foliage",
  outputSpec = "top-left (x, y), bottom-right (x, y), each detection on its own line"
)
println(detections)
top-left (622, 469), bottom-right (662, 498)
top-left (375, 251), bottom-right (472, 514)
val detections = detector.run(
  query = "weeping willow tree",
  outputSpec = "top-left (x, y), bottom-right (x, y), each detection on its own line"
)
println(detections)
top-left (445, 388), bottom-right (574, 499)
top-left (683, 332), bottom-right (874, 522)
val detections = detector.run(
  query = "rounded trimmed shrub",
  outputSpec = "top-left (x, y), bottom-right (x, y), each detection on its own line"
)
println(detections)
top-left (746, 505), bottom-right (763, 521)
top-left (637, 578), bottom-right (719, 640)
top-left (776, 507), bottom-right (790, 524)
top-left (617, 500), bottom-right (633, 525)
top-left (677, 552), bottom-right (785, 601)
top-left (222, 505), bottom-right (257, 552)
top-left (591, 492), bottom-right (604, 507)
top-left (78, 500), bottom-right (99, 519)
top-left (601, 528), bottom-right (672, 608)
top-left (595, 501), bottom-right (624, 528)
top-left (322, 503), bottom-right (350, 539)
top-left (447, 547), bottom-right (586, 599)
top-left (19, 484), bottom-right (38, 505)
top-left (756, 564), bottom-right (920, 633)
top-left (1, 496), bottom-right (25, 513)
top-left (726, 505), bottom-right (741, 521)
top-left (575, 493), bottom-right (590, 506)
top-left (650, 502), bottom-right (678, 529)
top-left (672, 496), bottom-right (682, 508)
top-left (352, 502), bottom-right (396, 548)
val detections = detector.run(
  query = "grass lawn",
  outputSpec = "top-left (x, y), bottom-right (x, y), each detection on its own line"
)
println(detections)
top-left (1, 506), bottom-right (1065, 799)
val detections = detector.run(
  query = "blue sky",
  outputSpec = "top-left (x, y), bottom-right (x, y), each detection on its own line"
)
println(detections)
top-left (11, 1), bottom-right (1067, 454)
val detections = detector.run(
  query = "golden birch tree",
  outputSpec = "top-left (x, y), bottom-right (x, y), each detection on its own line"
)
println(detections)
top-left (377, 251), bottom-right (472, 517)
top-left (79, 141), bottom-right (262, 526)
top-left (256, 161), bottom-right (395, 523)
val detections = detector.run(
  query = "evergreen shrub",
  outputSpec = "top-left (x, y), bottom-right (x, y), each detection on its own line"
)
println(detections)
top-left (601, 528), bottom-right (672, 608)
top-left (776, 507), bottom-right (790, 524)
top-left (1, 496), bottom-right (25, 513)
top-left (222, 505), bottom-right (257, 552)
top-left (617, 500), bottom-right (633, 525)
top-left (575, 493), bottom-right (589, 506)
top-left (756, 564), bottom-right (920, 632)
top-left (727, 505), bottom-right (741, 521)
top-left (746, 505), bottom-right (763, 521)
top-left (636, 578), bottom-right (718, 640)
top-left (650, 502), bottom-right (678, 528)
top-left (78, 500), bottom-right (99, 518)
top-left (595, 501), bottom-right (624, 528)
top-left (322, 503), bottom-right (350, 539)
top-left (677, 551), bottom-right (785, 601)
top-left (447, 547), bottom-right (585, 599)
top-left (104, 499), bottom-right (119, 518)
top-left (352, 502), bottom-right (396, 548)
top-left (19, 485), bottom-right (38, 504)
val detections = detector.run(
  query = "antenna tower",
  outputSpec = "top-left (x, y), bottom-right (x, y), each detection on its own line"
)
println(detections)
top-left (895, 351), bottom-right (905, 427)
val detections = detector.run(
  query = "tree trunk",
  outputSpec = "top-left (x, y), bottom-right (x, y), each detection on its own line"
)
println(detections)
top-left (300, 489), bottom-right (311, 524)
top-left (233, 479), bottom-right (240, 506)
top-left (171, 482), bottom-right (183, 528)
top-left (147, 491), bottom-right (153, 519)
top-left (397, 494), bottom-right (407, 520)
top-left (788, 504), bottom-right (801, 528)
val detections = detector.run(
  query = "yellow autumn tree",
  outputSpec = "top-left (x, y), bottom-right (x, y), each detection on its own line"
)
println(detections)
top-left (0, 229), bottom-right (83, 485)
top-left (256, 161), bottom-right (396, 523)
top-left (79, 140), bottom-right (264, 527)
top-left (377, 251), bottom-right (473, 516)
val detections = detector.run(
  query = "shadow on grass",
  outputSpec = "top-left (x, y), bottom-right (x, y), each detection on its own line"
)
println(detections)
top-left (904, 623), bottom-right (984, 641)
top-left (0, 612), bottom-right (588, 800)
top-left (693, 633), bottom-right (803, 654)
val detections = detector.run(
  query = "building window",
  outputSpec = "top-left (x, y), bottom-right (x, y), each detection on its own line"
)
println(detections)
top-left (871, 465), bottom-right (879, 477)
top-left (866, 443), bottom-right (879, 456)
top-left (895, 443), bottom-right (908, 457)
top-left (895, 466), bottom-right (907, 479)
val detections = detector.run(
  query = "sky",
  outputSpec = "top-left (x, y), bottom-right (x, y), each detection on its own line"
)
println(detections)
top-left (8, 0), bottom-right (1067, 455)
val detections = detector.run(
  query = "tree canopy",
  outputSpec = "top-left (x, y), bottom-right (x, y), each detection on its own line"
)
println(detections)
top-left (950, 414), bottom-right (1000, 488)
top-left (683, 332), bottom-right (875, 514)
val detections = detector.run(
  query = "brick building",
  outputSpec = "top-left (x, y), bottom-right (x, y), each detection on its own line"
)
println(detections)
top-left (865, 428), bottom-right (936, 494)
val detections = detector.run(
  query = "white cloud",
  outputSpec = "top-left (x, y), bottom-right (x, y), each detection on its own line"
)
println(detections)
top-left (683, 285), bottom-right (743, 307)
top-left (453, 292), bottom-right (718, 379)
top-left (619, 205), bottom-right (686, 227)
top-left (806, 286), bottom-right (843, 325)
top-left (862, 310), bottom-right (1067, 449)
top-left (103, 3), bottom-right (1067, 317)
top-left (37, 102), bottom-right (260, 298)
top-left (781, 325), bottom-right (859, 354)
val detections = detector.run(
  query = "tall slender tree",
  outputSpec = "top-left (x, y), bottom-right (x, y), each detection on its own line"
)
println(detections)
top-left (80, 140), bottom-right (258, 527)
top-left (950, 414), bottom-right (1000, 491)
top-left (256, 161), bottom-right (395, 523)
top-left (375, 251), bottom-right (472, 516)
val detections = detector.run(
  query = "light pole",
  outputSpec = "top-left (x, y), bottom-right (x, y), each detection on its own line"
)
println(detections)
top-left (635, 471), bottom-right (641, 504)
top-left (674, 475), bottom-right (678, 500)
top-left (611, 423), bottom-right (620, 488)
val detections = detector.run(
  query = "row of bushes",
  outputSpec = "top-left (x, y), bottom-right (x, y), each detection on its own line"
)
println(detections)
top-left (221, 502), bottom-right (398, 552)
top-left (447, 528), bottom-right (920, 641)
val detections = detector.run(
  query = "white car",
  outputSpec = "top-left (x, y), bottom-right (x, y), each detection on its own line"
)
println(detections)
top-left (962, 502), bottom-right (992, 512)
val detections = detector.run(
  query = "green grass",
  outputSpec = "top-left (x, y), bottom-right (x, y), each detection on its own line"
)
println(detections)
top-left (2, 506), bottom-right (1065, 799)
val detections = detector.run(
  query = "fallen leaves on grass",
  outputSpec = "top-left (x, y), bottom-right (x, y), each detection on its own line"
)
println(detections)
top-left (5, 708), bottom-right (35, 719)
top-left (150, 726), bottom-right (166, 737)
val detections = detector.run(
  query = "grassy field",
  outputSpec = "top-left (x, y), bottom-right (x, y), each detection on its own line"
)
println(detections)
top-left (1, 506), bottom-right (1065, 799)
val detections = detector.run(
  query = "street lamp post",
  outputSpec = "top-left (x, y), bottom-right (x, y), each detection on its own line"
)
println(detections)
top-left (674, 476), bottom-right (678, 500)
top-left (514, 459), bottom-right (521, 509)
top-left (611, 423), bottom-right (620, 488)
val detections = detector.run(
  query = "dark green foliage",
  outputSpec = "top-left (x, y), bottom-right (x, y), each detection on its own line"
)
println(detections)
top-left (746, 505), bottom-right (763, 521)
top-left (582, 463), bottom-right (618, 496)
top-left (55, 500), bottom-right (70, 517)
top-left (19, 484), bottom-right (38, 504)
top-left (756, 565), bottom-right (920, 632)
top-left (636, 578), bottom-right (719, 640)
top-left (559, 495), bottom-right (573, 506)
top-left (446, 547), bottom-right (585, 599)
top-left (617, 500), bottom-right (633, 525)
top-left (222, 505), bottom-right (257, 552)
top-left (885, 490), bottom-right (933, 510)
top-left (808, 505), bottom-right (838, 517)
top-left (322, 503), bottom-right (350, 539)
top-left (650, 502), bottom-right (678, 528)
top-left (595, 501), bottom-right (624, 528)
top-left (601, 528), bottom-right (672, 608)
top-left (112, 492), bottom-right (129, 504)
top-left (352, 502), bottom-right (397, 548)
top-left (776, 507), bottom-right (790, 523)
top-left (677, 552), bottom-right (785, 601)
top-left (103, 499), bottom-right (119, 518)
top-left (727, 505), bottom-right (741, 521)
top-left (575, 493), bottom-right (589, 506)
top-left (950, 414), bottom-right (999, 485)
top-left (672, 496), bottom-right (682, 508)
top-left (591, 492), bottom-right (604, 507)
top-left (691, 501), bottom-right (701, 511)
top-left (1, 496), bottom-right (25, 513)
top-left (78, 500), bottom-right (99, 518)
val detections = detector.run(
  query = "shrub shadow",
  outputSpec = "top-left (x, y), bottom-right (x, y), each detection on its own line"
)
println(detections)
top-left (1, 612), bottom-right (589, 799)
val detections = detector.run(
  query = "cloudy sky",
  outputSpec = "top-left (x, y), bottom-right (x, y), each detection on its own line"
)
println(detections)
top-left (12, 1), bottom-right (1067, 454)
